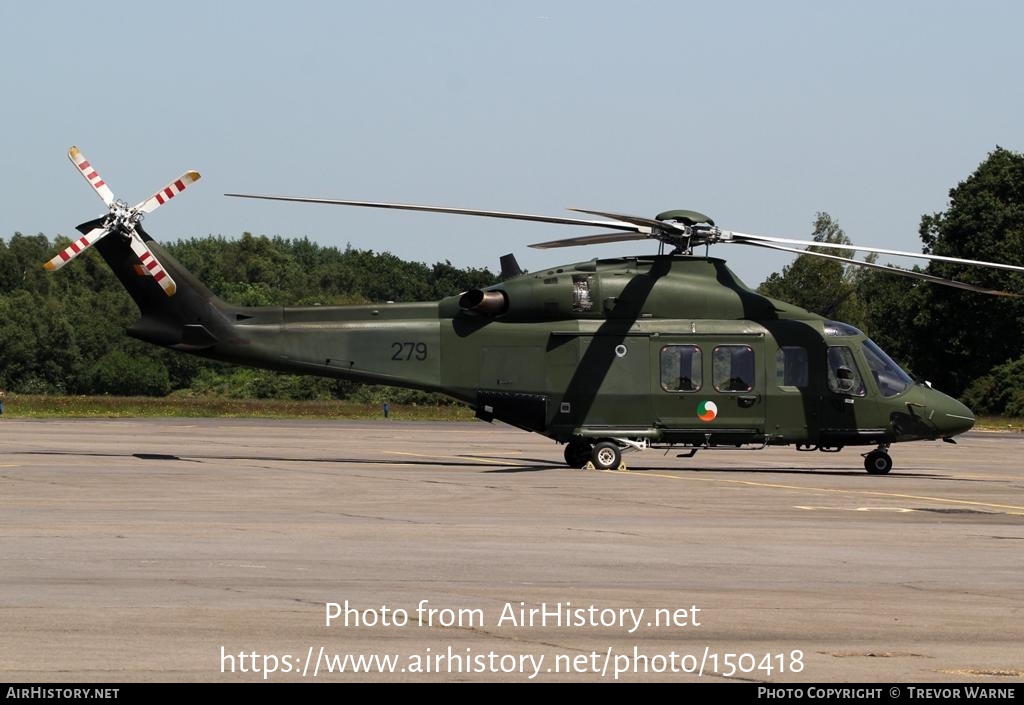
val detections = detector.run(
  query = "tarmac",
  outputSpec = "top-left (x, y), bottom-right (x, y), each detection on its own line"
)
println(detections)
top-left (1, 417), bottom-right (1021, 683)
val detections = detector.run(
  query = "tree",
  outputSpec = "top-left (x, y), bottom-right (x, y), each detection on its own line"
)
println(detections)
top-left (855, 269), bottom-right (926, 376)
top-left (0, 290), bottom-right (81, 393)
top-left (0, 231), bottom-right (498, 399)
top-left (961, 356), bottom-right (1024, 418)
top-left (758, 212), bottom-right (875, 329)
top-left (898, 147), bottom-right (1024, 396)
top-left (88, 350), bottom-right (171, 397)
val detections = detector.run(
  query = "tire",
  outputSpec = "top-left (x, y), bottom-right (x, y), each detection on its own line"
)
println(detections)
top-left (592, 441), bottom-right (622, 470)
top-left (864, 450), bottom-right (893, 475)
top-left (563, 440), bottom-right (592, 469)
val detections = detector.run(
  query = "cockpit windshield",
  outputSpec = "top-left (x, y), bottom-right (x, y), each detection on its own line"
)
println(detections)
top-left (862, 339), bottom-right (914, 397)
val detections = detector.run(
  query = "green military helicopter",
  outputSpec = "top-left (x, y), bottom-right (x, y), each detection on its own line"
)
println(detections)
top-left (46, 147), bottom-right (1024, 474)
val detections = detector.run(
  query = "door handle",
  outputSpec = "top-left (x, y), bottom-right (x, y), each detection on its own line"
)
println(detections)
top-left (738, 394), bottom-right (760, 408)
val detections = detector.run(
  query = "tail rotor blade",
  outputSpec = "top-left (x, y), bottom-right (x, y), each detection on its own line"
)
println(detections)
top-left (42, 226), bottom-right (110, 271)
top-left (68, 146), bottom-right (114, 206)
top-left (136, 171), bottom-right (201, 214)
top-left (127, 236), bottom-right (177, 296)
top-left (50, 148), bottom-right (192, 295)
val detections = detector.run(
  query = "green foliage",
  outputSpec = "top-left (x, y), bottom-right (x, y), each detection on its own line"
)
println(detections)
top-left (962, 356), bottom-right (1024, 417)
top-left (184, 367), bottom-right (456, 405)
top-left (0, 289), bottom-right (79, 394)
top-left (88, 350), bottom-right (171, 397)
top-left (188, 367), bottom-right (345, 400)
top-left (3, 393), bottom-right (475, 421)
top-left (855, 270), bottom-right (926, 376)
top-left (872, 147), bottom-right (1024, 396)
top-left (348, 384), bottom-right (458, 406)
top-left (165, 234), bottom-right (496, 306)
top-left (0, 233), bottom-right (56, 296)
top-left (0, 231), bottom-right (496, 399)
top-left (758, 212), bottom-right (876, 330)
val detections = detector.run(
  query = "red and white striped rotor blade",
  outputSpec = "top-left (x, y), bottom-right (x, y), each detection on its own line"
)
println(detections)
top-left (136, 171), bottom-right (201, 214)
top-left (42, 227), bottom-right (111, 271)
top-left (128, 236), bottom-right (177, 296)
top-left (68, 146), bottom-right (114, 206)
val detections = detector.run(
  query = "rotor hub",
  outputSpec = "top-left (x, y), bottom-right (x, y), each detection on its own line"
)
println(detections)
top-left (105, 199), bottom-right (142, 236)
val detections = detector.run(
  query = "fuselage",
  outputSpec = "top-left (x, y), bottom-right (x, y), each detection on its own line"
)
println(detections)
top-left (178, 253), bottom-right (974, 449)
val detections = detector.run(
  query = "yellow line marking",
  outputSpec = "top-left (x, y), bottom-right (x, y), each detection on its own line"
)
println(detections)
top-left (603, 470), bottom-right (1024, 515)
top-left (384, 451), bottom-right (526, 466)
top-left (795, 505), bottom-right (916, 513)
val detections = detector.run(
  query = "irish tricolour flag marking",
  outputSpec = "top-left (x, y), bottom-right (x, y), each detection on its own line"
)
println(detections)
top-left (697, 400), bottom-right (718, 422)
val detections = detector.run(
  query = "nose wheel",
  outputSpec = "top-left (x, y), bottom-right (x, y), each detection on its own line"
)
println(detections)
top-left (863, 447), bottom-right (893, 475)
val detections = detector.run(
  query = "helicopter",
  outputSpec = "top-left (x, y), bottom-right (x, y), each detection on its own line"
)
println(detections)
top-left (45, 147), bottom-right (1024, 474)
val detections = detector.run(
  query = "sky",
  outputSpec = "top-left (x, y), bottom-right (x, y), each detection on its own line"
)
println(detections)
top-left (2, 1), bottom-right (1022, 290)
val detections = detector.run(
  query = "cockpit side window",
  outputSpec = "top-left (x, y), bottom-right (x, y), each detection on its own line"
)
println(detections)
top-left (827, 346), bottom-right (866, 396)
top-left (862, 339), bottom-right (913, 397)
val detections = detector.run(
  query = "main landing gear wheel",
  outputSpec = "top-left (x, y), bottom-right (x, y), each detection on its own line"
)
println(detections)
top-left (563, 440), bottom-right (593, 469)
top-left (591, 441), bottom-right (623, 470)
top-left (864, 450), bottom-right (893, 475)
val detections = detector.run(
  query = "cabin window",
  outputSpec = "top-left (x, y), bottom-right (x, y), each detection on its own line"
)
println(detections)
top-left (713, 345), bottom-right (754, 392)
top-left (862, 339), bottom-right (913, 397)
top-left (827, 346), bottom-right (866, 396)
top-left (776, 346), bottom-right (808, 388)
top-left (660, 345), bottom-right (702, 392)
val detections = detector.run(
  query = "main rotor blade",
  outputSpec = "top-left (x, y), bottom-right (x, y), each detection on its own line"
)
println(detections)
top-left (529, 232), bottom-right (653, 249)
top-left (43, 226), bottom-right (111, 271)
top-left (137, 171), bottom-right (202, 214)
top-left (728, 231), bottom-right (1024, 274)
top-left (743, 241), bottom-right (1021, 298)
top-left (68, 146), bottom-right (114, 206)
top-left (224, 194), bottom-right (646, 232)
top-left (568, 208), bottom-right (683, 233)
top-left (128, 236), bottom-right (177, 296)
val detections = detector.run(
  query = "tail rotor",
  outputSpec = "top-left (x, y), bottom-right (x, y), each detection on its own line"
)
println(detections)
top-left (44, 146), bottom-right (200, 296)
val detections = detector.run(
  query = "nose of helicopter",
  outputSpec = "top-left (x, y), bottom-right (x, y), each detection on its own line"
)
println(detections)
top-left (928, 389), bottom-right (976, 438)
